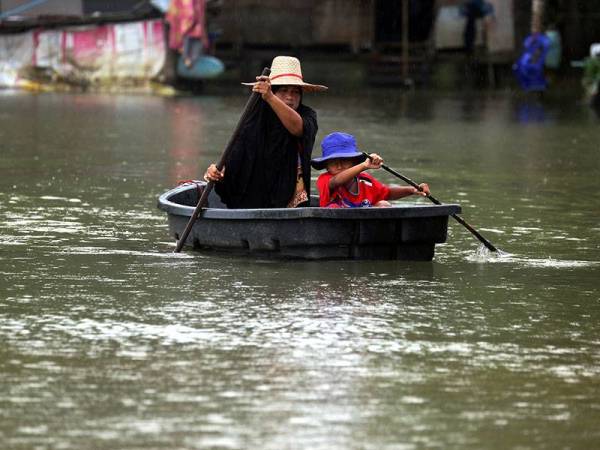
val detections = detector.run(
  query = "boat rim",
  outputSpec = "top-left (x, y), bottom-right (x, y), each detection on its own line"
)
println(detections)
top-left (157, 183), bottom-right (461, 220)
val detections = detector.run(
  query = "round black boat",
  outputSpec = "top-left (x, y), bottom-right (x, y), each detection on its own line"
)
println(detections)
top-left (157, 182), bottom-right (461, 260)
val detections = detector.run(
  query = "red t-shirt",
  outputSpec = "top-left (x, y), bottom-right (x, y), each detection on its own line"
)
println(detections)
top-left (316, 172), bottom-right (391, 207)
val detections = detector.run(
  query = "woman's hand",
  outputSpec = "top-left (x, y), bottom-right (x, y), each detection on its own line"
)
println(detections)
top-left (364, 153), bottom-right (384, 170)
top-left (252, 75), bottom-right (273, 101)
top-left (204, 164), bottom-right (225, 183)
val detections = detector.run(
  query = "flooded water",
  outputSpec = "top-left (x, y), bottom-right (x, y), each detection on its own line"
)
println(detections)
top-left (1, 89), bottom-right (599, 449)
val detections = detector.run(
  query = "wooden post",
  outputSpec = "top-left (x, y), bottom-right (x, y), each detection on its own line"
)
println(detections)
top-left (531, 0), bottom-right (545, 33)
top-left (402, 0), bottom-right (409, 82)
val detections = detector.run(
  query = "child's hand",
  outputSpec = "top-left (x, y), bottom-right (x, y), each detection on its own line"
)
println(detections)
top-left (364, 153), bottom-right (384, 170)
top-left (413, 183), bottom-right (430, 196)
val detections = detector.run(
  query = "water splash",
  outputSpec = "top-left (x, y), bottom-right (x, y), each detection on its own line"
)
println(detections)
top-left (469, 244), bottom-right (512, 262)
top-left (468, 244), bottom-right (598, 268)
top-left (513, 257), bottom-right (599, 269)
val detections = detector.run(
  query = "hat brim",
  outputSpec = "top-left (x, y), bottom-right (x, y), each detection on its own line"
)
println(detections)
top-left (241, 81), bottom-right (328, 93)
top-left (310, 152), bottom-right (366, 170)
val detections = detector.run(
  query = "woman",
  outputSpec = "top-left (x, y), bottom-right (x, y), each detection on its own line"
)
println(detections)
top-left (204, 56), bottom-right (327, 208)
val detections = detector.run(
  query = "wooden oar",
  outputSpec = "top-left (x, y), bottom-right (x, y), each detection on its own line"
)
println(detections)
top-left (174, 67), bottom-right (271, 253)
top-left (362, 152), bottom-right (498, 252)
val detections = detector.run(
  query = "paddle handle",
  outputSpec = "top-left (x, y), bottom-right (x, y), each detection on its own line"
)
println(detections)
top-left (362, 152), bottom-right (498, 252)
top-left (174, 67), bottom-right (271, 253)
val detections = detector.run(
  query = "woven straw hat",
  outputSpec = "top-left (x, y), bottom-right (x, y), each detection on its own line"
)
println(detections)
top-left (242, 56), bottom-right (328, 92)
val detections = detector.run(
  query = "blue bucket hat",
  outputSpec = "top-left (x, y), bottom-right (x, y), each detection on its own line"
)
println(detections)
top-left (311, 132), bottom-right (367, 170)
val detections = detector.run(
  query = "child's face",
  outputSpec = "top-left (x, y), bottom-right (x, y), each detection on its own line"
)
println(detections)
top-left (325, 158), bottom-right (355, 175)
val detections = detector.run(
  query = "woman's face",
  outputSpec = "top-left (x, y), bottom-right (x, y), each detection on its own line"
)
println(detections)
top-left (274, 85), bottom-right (302, 110)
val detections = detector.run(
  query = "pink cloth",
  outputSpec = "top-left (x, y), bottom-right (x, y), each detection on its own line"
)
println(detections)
top-left (68, 25), bottom-right (111, 65)
top-left (166, 0), bottom-right (208, 52)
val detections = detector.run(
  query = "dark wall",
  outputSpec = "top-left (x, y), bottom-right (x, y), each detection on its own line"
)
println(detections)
top-left (374, 0), bottom-right (435, 43)
top-left (82, 0), bottom-right (151, 14)
top-left (556, 0), bottom-right (600, 60)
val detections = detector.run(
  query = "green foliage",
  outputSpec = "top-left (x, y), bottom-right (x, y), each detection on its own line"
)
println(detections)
top-left (582, 57), bottom-right (600, 94)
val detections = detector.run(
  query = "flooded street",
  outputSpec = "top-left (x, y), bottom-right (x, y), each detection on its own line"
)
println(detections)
top-left (1, 89), bottom-right (599, 449)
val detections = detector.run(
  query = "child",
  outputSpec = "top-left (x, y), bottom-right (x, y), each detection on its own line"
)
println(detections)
top-left (311, 132), bottom-right (430, 208)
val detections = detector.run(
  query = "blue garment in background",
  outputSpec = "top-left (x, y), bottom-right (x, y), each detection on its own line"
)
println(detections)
top-left (513, 33), bottom-right (551, 92)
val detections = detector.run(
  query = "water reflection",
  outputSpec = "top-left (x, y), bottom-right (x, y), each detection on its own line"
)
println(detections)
top-left (514, 98), bottom-right (549, 124)
top-left (166, 99), bottom-right (205, 182)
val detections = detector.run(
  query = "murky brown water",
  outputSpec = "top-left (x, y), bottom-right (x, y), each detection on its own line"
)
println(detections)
top-left (1, 89), bottom-right (599, 449)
